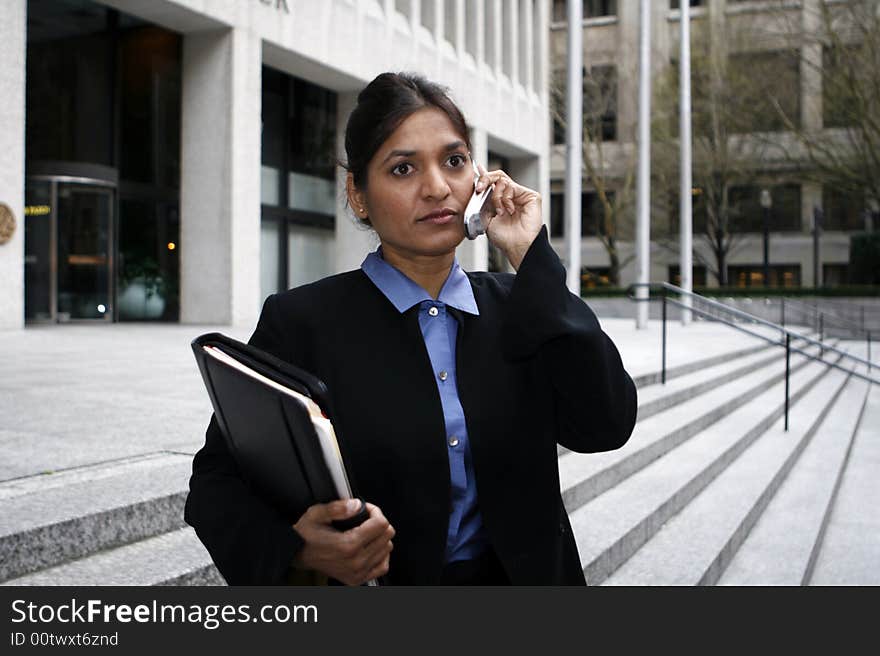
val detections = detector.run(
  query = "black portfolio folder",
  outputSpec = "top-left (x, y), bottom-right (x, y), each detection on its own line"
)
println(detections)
top-left (191, 332), bottom-right (368, 532)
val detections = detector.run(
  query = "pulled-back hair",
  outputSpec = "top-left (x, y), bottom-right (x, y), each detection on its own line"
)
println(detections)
top-left (343, 72), bottom-right (471, 190)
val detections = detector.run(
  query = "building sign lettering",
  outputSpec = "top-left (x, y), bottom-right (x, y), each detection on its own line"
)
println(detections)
top-left (258, 0), bottom-right (290, 13)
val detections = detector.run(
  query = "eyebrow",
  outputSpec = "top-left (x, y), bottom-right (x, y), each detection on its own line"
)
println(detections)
top-left (381, 141), bottom-right (467, 165)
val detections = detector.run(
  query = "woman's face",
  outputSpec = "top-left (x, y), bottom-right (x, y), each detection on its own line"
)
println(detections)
top-left (350, 107), bottom-right (474, 262)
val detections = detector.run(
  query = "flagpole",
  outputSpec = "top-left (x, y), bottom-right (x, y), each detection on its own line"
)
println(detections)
top-left (565, 0), bottom-right (583, 295)
top-left (680, 0), bottom-right (693, 324)
top-left (635, 0), bottom-right (652, 329)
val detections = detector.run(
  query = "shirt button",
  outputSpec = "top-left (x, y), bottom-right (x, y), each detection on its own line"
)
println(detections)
top-left (428, 306), bottom-right (439, 317)
top-left (448, 436), bottom-right (459, 447)
top-left (439, 370), bottom-right (448, 381)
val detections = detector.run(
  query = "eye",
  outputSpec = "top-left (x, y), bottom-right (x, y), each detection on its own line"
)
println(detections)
top-left (391, 162), bottom-right (413, 176)
top-left (447, 154), bottom-right (467, 168)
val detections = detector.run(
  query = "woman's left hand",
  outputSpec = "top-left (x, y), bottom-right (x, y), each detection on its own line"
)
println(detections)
top-left (475, 164), bottom-right (544, 271)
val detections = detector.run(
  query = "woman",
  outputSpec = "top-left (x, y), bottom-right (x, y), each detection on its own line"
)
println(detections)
top-left (185, 72), bottom-right (637, 586)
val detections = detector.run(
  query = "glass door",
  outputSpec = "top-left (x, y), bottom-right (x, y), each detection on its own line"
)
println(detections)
top-left (56, 184), bottom-right (113, 321)
top-left (24, 181), bottom-right (54, 321)
top-left (24, 177), bottom-right (115, 323)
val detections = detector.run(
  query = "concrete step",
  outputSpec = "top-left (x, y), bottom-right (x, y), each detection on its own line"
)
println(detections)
top-left (630, 336), bottom-right (775, 388)
top-left (635, 338), bottom-right (812, 421)
top-left (556, 336), bottom-right (785, 457)
top-left (1, 527), bottom-right (223, 586)
top-left (558, 343), bottom-right (825, 514)
top-left (809, 379), bottom-right (880, 585)
top-left (600, 363), bottom-right (850, 586)
top-left (566, 353), bottom-right (841, 585)
top-left (0, 452), bottom-right (192, 582)
top-left (717, 375), bottom-right (870, 585)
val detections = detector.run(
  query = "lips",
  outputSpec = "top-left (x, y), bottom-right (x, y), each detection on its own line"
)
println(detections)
top-left (418, 208), bottom-right (458, 223)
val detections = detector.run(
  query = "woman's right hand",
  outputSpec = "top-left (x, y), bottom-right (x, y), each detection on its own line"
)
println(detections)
top-left (291, 499), bottom-right (395, 585)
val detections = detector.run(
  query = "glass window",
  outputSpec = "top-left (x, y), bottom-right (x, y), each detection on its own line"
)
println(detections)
top-left (287, 172), bottom-right (335, 215)
top-left (119, 26), bottom-right (182, 188)
top-left (261, 218), bottom-right (282, 300)
top-left (552, 65), bottom-right (617, 143)
top-left (668, 265), bottom-right (708, 287)
top-left (670, 1), bottom-right (705, 8)
top-left (551, 69), bottom-right (566, 145)
top-left (26, 0), bottom-right (114, 166)
top-left (554, 0), bottom-right (617, 19)
top-left (728, 265), bottom-right (801, 288)
top-left (550, 191), bottom-right (614, 237)
top-left (261, 68), bottom-right (286, 206)
top-left (728, 184), bottom-right (802, 233)
top-left (726, 51), bottom-right (800, 133)
top-left (581, 267), bottom-right (612, 289)
top-left (585, 65), bottom-right (617, 141)
top-left (118, 198), bottom-right (179, 321)
top-left (260, 67), bottom-right (338, 293)
top-left (585, 0), bottom-right (616, 18)
top-left (823, 45), bottom-right (862, 129)
top-left (668, 187), bottom-right (709, 235)
top-left (822, 264), bottom-right (849, 287)
top-left (287, 226), bottom-right (335, 289)
top-left (822, 186), bottom-right (865, 231)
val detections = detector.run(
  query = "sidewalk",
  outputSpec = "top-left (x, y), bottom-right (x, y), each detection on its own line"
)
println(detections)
top-left (0, 316), bottom-right (787, 482)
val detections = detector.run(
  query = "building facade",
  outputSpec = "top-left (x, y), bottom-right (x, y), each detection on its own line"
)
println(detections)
top-left (0, 0), bottom-right (550, 330)
top-left (548, 0), bottom-right (878, 290)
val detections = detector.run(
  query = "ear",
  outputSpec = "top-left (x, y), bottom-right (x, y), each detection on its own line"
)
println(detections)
top-left (346, 172), bottom-right (368, 220)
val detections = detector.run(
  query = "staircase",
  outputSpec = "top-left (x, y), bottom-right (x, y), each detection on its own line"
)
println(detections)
top-left (1, 324), bottom-right (876, 586)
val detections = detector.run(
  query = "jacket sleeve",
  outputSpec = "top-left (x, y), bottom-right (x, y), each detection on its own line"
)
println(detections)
top-left (184, 293), bottom-right (305, 585)
top-left (499, 226), bottom-right (638, 453)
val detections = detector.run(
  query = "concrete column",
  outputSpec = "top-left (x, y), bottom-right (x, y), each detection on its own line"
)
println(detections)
top-left (617, 0), bottom-right (640, 142)
top-left (801, 0), bottom-right (823, 132)
top-left (180, 27), bottom-right (262, 328)
top-left (456, 126), bottom-right (489, 272)
top-left (336, 91), bottom-right (378, 274)
top-left (521, 0), bottom-right (534, 93)
top-left (508, 153), bottom-right (543, 274)
top-left (490, 0), bottom-right (503, 75)
top-left (0, 0), bottom-right (26, 331)
top-left (534, 0), bottom-right (548, 96)
top-left (509, 0), bottom-right (520, 85)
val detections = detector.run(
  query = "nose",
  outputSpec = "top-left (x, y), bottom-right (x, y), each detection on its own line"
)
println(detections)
top-left (421, 163), bottom-right (452, 201)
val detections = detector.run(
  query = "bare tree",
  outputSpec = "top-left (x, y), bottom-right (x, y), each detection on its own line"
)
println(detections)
top-left (550, 66), bottom-right (636, 286)
top-left (769, 0), bottom-right (880, 215)
top-left (651, 12), bottom-right (796, 285)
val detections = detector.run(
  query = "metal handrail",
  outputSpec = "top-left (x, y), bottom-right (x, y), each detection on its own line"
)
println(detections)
top-left (777, 296), bottom-right (873, 338)
top-left (626, 282), bottom-right (877, 431)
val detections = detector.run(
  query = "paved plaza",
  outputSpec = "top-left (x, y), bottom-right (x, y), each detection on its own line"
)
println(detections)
top-left (0, 316), bottom-right (784, 481)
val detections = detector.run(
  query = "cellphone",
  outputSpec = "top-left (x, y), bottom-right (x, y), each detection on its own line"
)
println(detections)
top-left (463, 159), bottom-right (495, 240)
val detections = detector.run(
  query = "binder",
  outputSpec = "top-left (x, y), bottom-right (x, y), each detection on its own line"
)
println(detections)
top-left (190, 332), bottom-right (369, 533)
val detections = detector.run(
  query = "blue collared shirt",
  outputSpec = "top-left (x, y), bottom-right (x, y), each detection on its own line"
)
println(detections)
top-left (361, 248), bottom-right (488, 563)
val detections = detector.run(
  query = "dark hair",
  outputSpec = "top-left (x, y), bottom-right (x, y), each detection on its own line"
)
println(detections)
top-left (343, 72), bottom-right (472, 191)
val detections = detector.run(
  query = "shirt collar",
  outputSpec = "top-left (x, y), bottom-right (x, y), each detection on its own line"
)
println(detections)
top-left (360, 247), bottom-right (479, 316)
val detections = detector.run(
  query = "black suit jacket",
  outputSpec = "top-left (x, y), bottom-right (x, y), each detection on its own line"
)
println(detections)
top-left (184, 227), bottom-right (637, 585)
